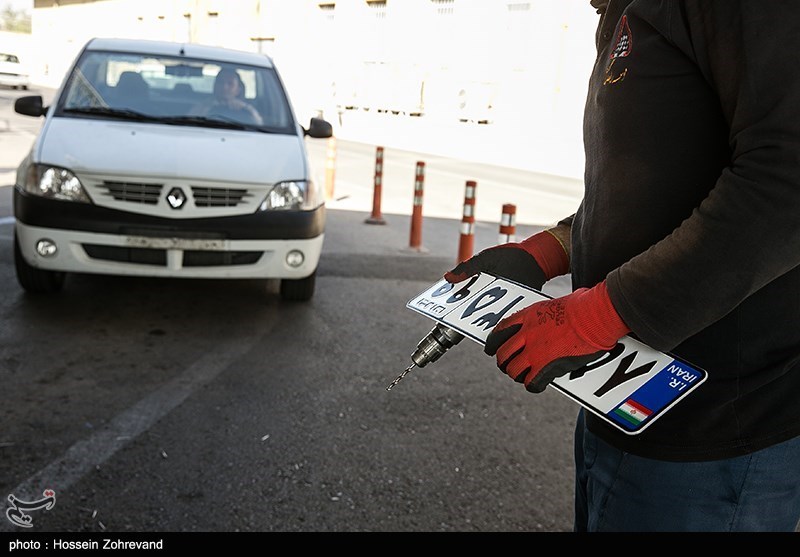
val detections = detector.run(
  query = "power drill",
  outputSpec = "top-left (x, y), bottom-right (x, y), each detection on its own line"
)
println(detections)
top-left (385, 323), bottom-right (464, 390)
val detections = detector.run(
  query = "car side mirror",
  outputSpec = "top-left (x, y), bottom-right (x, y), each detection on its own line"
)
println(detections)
top-left (14, 95), bottom-right (47, 117)
top-left (304, 117), bottom-right (333, 139)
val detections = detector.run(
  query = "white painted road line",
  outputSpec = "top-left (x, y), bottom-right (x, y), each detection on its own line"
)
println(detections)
top-left (0, 330), bottom-right (265, 532)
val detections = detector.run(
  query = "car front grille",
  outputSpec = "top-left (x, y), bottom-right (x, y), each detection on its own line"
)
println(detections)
top-left (191, 186), bottom-right (252, 207)
top-left (82, 244), bottom-right (166, 265)
top-left (82, 244), bottom-right (263, 267)
top-left (99, 181), bottom-right (164, 205)
top-left (183, 250), bottom-right (262, 266)
top-left (97, 181), bottom-right (253, 208)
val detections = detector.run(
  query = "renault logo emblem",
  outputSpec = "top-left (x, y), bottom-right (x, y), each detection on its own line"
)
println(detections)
top-left (166, 187), bottom-right (187, 209)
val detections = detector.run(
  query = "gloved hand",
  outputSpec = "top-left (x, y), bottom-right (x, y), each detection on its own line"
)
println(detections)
top-left (444, 229), bottom-right (569, 291)
top-left (484, 280), bottom-right (630, 393)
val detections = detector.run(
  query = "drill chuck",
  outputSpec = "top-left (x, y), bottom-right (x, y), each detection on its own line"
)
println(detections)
top-left (410, 323), bottom-right (465, 368)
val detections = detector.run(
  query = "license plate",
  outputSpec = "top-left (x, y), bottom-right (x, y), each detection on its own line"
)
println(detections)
top-left (407, 273), bottom-right (708, 435)
top-left (124, 236), bottom-right (228, 250)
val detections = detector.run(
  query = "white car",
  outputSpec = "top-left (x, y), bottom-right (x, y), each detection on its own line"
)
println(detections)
top-left (0, 52), bottom-right (29, 89)
top-left (12, 37), bottom-right (332, 300)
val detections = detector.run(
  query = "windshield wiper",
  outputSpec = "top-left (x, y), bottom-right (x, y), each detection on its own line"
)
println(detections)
top-left (63, 106), bottom-right (159, 122)
top-left (156, 115), bottom-right (252, 130)
top-left (157, 114), bottom-right (280, 133)
top-left (64, 107), bottom-right (281, 133)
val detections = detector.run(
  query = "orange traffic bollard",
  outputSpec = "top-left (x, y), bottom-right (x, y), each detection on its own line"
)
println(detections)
top-left (499, 203), bottom-right (516, 244)
top-left (457, 180), bottom-right (477, 263)
top-left (409, 161), bottom-right (425, 250)
top-left (324, 136), bottom-right (336, 201)
top-left (365, 146), bottom-right (386, 225)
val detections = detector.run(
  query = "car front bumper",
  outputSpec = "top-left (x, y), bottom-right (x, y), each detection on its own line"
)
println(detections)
top-left (14, 190), bottom-right (325, 279)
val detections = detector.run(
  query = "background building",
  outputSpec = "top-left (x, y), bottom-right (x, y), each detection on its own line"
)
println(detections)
top-left (5, 0), bottom-right (600, 178)
top-left (28, 2), bottom-right (594, 123)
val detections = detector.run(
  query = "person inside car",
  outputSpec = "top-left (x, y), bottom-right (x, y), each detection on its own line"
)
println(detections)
top-left (193, 67), bottom-right (263, 125)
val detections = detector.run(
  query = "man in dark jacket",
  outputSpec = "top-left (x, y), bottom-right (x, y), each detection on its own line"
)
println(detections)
top-left (446, 0), bottom-right (800, 531)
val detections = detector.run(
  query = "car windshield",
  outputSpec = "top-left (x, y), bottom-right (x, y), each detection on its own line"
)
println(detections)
top-left (57, 49), bottom-right (295, 133)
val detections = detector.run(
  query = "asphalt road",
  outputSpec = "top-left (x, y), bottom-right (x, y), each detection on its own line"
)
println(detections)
top-left (0, 84), bottom-right (586, 534)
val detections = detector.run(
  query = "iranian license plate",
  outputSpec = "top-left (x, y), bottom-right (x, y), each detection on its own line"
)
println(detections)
top-left (124, 236), bottom-right (228, 250)
top-left (407, 273), bottom-right (707, 435)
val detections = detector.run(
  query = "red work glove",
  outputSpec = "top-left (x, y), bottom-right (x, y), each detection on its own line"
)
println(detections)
top-left (484, 281), bottom-right (630, 393)
top-left (444, 230), bottom-right (569, 291)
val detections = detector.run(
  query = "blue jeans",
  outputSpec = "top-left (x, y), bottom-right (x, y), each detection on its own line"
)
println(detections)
top-left (573, 409), bottom-right (800, 532)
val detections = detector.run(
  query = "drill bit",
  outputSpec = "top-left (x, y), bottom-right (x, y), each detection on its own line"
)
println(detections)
top-left (386, 363), bottom-right (416, 391)
top-left (387, 324), bottom-right (465, 391)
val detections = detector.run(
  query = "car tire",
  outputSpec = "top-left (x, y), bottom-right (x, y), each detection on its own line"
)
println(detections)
top-left (14, 232), bottom-right (66, 294)
top-left (279, 271), bottom-right (315, 301)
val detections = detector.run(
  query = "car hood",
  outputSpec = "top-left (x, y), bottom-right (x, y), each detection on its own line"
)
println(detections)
top-left (36, 117), bottom-right (307, 184)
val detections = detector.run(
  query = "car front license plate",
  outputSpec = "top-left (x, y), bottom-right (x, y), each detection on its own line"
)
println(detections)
top-left (124, 236), bottom-right (228, 251)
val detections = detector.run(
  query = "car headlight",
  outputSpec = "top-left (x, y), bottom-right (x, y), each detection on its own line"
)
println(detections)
top-left (24, 165), bottom-right (91, 203)
top-left (257, 179), bottom-right (321, 211)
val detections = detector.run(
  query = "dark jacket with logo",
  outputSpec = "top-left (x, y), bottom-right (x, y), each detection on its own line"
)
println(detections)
top-left (567, 0), bottom-right (800, 461)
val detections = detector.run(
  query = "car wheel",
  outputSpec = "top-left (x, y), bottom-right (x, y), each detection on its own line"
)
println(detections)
top-left (279, 271), bottom-right (316, 301)
top-left (14, 232), bottom-right (66, 294)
